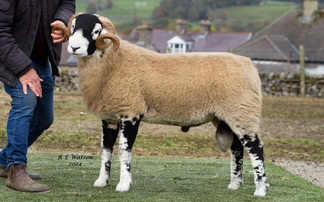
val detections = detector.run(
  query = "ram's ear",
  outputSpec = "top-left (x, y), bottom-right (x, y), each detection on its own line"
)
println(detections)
top-left (97, 15), bottom-right (116, 34)
top-left (96, 33), bottom-right (120, 51)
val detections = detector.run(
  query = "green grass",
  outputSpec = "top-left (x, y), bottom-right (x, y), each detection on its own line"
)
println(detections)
top-left (217, 1), bottom-right (297, 22)
top-left (76, 0), bottom-right (161, 25)
top-left (212, 1), bottom-right (297, 32)
top-left (267, 138), bottom-right (324, 160)
top-left (0, 153), bottom-right (323, 202)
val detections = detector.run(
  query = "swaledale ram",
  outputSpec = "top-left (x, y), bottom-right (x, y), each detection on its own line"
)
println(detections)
top-left (54, 13), bottom-right (269, 196)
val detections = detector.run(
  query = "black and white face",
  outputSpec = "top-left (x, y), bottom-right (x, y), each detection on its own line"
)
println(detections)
top-left (67, 14), bottom-right (103, 57)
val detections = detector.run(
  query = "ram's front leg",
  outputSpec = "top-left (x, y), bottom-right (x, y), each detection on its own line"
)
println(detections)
top-left (116, 115), bottom-right (142, 192)
top-left (94, 120), bottom-right (119, 188)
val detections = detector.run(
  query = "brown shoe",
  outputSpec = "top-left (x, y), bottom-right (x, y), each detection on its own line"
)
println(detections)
top-left (5, 164), bottom-right (50, 193)
top-left (0, 166), bottom-right (43, 179)
top-left (0, 167), bottom-right (8, 178)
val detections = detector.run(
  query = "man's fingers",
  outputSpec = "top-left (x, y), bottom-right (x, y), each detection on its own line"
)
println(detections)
top-left (22, 83), bottom-right (28, 95)
top-left (51, 21), bottom-right (67, 43)
top-left (32, 80), bottom-right (42, 97)
top-left (30, 84), bottom-right (42, 98)
top-left (19, 68), bottom-right (43, 97)
top-left (21, 80), bottom-right (43, 97)
top-left (51, 32), bottom-right (66, 43)
top-left (52, 29), bottom-right (63, 35)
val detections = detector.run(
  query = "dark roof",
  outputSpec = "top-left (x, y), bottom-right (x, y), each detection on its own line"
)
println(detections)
top-left (141, 29), bottom-right (251, 54)
top-left (233, 9), bottom-right (324, 63)
top-left (190, 32), bottom-right (252, 52)
top-left (177, 33), bottom-right (195, 43)
top-left (151, 30), bottom-right (177, 53)
top-left (234, 35), bottom-right (300, 61)
top-left (123, 28), bottom-right (138, 42)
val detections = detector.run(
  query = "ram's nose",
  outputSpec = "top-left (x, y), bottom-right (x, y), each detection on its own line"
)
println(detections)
top-left (71, 46), bottom-right (80, 53)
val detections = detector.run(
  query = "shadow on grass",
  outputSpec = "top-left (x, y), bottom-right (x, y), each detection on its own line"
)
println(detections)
top-left (0, 153), bottom-right (323, 202)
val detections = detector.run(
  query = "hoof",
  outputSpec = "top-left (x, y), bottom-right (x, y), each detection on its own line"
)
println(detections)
top-left (253, 183), bottom-right (269, 197)
top-left (228, 182), bottom-right (241, 190)
top-left (116, 181), bottom-right (131, 192)
top-left (227, 179), bottom-right (243, 190)
top-left (93, 178), bottom-right (108, 188)
top-left (253, 188), bottom-right (266, 197)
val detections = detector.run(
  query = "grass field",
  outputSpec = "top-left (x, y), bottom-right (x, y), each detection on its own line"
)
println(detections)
top-left (75, 0), bottom-right (297, 32)
top-left (1, 88), bottom-right (324, 200)
top-left (212, 1), bottom-right (297, 32)
top-left (0, 153), bottom-right (323, 202)
top-left (217, 1), bottom-right (296, 22)
top-left (76, 0), bottom-right (161, 25)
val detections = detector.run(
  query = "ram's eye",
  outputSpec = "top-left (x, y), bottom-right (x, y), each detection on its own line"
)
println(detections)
top-left (94, 30), bottom-right (100, 34)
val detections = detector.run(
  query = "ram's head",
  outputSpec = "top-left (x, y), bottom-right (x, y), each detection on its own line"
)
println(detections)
top-left (53, 13), bottom-right (120, 57)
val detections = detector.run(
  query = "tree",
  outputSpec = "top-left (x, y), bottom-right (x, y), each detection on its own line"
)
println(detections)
top-left (187, 6), bottom-right (200, 21)
top-left (106, 0), bottom-right (113, 9)
top-left (151, 0), bottom-right (262, 21)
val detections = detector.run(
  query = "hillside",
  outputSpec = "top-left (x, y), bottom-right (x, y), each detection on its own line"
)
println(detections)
top-left (213, 1), bottom-right (298, 32)
top-left (75, 0), bottom-right (298, 33)
top-left (76, 0), bottom-right (160, 23)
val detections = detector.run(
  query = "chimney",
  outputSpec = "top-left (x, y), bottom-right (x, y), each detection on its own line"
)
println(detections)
top-left (302, 0), bottom-right (318, 23)
top-left (199, 20), bottom-right (211, 35)
top-left (136, 22), bottom-right (153, 47)
top-left (175, 19), bottom-right (187, 34)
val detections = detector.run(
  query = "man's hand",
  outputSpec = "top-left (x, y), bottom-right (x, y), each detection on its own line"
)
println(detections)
top-left (50, 20), bottom-right (68, 43)
top-left (19, 68), bottom-right (43, 97)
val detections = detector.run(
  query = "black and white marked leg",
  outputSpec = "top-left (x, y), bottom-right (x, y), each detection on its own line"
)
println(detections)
top-left (116, 115), bottom-right (142, 192)
top-left (94, 120), bottom-right (119, 188)
top-left (228, 134), bottom-right (244, 190)
top-left (240, 134), bottom-right (269, 196)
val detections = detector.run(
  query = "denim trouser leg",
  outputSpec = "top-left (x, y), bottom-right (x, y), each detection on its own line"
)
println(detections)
top-left (28, 61), bottom-right (54, 146)
top-left (0, 59), bottom-right (54, 168)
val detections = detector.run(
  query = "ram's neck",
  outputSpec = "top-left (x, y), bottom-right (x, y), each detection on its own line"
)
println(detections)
top-left (77, 56), bottom-right (107, 115)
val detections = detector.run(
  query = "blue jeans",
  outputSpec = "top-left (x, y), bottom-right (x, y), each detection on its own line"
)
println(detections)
top-left (0, 59), bottom-right (54, 169)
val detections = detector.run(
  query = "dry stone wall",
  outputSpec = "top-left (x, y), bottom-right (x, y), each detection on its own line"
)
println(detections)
top-left (260, 72), bottom-right (324, 98)
top-left (53, 67), bottom-right (80, 92)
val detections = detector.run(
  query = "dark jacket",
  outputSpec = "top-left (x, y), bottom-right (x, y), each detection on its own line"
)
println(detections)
top-left (0, 0), bottom-right (75, 87)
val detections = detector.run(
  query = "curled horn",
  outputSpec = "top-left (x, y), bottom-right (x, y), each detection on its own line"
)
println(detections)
top-left (96, 15), bottom-right (120, 51)
top-left (51, 12), bottom-right (84, 40)
top-left (96, 33), bottom-right (120, 51)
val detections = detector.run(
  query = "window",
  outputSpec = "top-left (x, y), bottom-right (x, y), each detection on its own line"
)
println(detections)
top-left (168, 43), bottom-right (187, 53)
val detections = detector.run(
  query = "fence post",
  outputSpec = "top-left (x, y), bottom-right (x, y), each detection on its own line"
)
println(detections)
top-left (300, 45), bottom-right (305, 97)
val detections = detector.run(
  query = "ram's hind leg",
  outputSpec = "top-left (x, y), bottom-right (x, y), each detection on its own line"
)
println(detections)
top-left (214, 120), bottom-right (244, 190)
top-left (116, 115), bottom-right (142, 192)
top-left (228, 134), bottom-right (244, 190)
top-left (239, 134), bottom-right (269, 196)
top-left (94, 120), bottom-right (119, 188)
